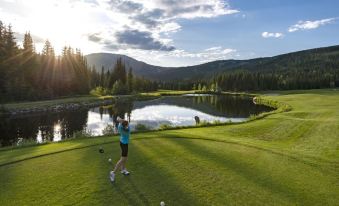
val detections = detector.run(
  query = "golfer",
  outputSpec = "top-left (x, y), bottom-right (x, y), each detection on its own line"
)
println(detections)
top-left (110, 117), bottom-right (130, 182)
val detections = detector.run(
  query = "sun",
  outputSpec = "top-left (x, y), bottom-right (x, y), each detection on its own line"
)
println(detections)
top-left (21, 0), bottom-right (99, 54)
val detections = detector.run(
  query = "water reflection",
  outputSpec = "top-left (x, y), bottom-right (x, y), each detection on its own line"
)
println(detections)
top-left (0, 110), bottom-right (88, 147)
top-left (0, 95), bottom-right (273, 147)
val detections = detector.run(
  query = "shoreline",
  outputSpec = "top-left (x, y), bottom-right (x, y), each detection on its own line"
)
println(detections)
top-left (0, 90), bottom-right (265, 117)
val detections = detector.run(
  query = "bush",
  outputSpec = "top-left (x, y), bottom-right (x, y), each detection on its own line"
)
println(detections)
top-left (135, 124), bottom-right (150, 131)
top-left (249, 114), bottom-right (257, 121)
top-left (90, 86), bottom-right (109, 96)
top-left (72, 130), bottom-right (93, 138)
top-left (212, 120), bottom-right (222, 124)
top-left (159, 124), bottom-right (172, 130)
top-left (111, 80), bottom-right (128, 95)
top-left (15, 138), bottom-right (41, 147)
top-left (199, 120), bottom-right (211, 126)
top-left (102, 125), bottom-right (115, 135)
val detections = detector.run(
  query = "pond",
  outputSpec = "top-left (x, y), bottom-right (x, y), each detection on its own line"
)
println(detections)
top-left (0, 94), bottom-right (274, 147)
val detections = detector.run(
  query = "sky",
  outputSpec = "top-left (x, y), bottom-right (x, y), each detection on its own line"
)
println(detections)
top-left (0, 0), bottom-right (338, 66)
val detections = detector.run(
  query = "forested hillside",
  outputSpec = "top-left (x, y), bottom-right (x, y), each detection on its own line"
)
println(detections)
top-left (87, 45), bottom-right (339, 91)
top-left (211, 46), bottom-right (339, 91)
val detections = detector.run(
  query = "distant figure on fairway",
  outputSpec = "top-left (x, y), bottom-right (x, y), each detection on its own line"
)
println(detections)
top-left (194, 116), bottom-right (200, 125)
top-left (110, 118), bottom-right (131, 182)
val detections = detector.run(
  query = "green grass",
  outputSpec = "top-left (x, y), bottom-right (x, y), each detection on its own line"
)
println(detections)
top-left (1, 89), bottom-right (339, 205)
top-left (1, 90), bottom-right (193, 112)
top-left (2, 95), bottom-right (113, 110)
top-left (139, 89), bottom-right (198, 97)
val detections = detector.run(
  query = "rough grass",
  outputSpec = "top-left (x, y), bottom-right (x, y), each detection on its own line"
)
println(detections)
top-left (0, 89), bottom-right (339, 205)
top-left (2, 95), bottom-right (111, 110)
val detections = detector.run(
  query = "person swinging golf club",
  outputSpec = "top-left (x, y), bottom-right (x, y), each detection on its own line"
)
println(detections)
top-left (110, 117), bottom-right (130, 182)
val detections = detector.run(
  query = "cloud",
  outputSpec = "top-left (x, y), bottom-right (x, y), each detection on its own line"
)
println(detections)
top-left (109, 0), bottom-right (143, 13)
top-left (0, 0), bottom-right (239, 64)
top-left (103, 40), bottom-right (119, 50)
top-left (70, 0), bottom-right (99, 6)
top-left (87, 33), bottom-right (103, 42)
top-left (159, 46), bottom-right (236, 64)
top-left (114, 29), bottom-right (175, 51)
top-left (151, 0), bottom-right (239, 19)
top-left (288, 18), bottom-right (336, 32)
top-left (101, 0), bottom-right (239, 51)
top-left (205, 46), bottom-right (222, 51)
top-left (261, 32), bottom-right (284, 38)
top-left (110, 46), bottom-right (237, 66)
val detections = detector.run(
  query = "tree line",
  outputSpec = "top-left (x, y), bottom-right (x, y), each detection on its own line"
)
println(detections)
top-left (0, 20), bottom-right (157, 103)
top-left (0, 20), bottom-right (95, 102)
top-left (90, 58), bottom-right (158, 96)
top-left (209, 66), bottom-right (339, 92)
top-left (158, 46), bottom-right (339, 92)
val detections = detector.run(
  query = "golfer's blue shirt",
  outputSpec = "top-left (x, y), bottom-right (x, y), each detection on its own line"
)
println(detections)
top-left (118, 124), bottom-right (130, 144)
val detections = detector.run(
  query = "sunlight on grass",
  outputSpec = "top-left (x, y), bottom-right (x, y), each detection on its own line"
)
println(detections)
top-left (0, 89), bottom-right (339, 205)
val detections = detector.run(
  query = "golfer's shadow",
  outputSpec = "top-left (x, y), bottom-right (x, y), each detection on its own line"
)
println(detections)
top-left (113, 175), bottom-right (150, 206)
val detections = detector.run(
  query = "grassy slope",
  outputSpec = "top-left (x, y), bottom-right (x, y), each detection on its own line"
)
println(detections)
top-left (2, 95), bottom-right (108, 110)
top-left (1, 90), bottom-right (193, 111)
top-left (0, 89), bottom-right (338, 205)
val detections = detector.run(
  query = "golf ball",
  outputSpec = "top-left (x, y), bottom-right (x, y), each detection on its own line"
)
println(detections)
top-left (160, 201), bottom-right (165, 206)
top-left (108, 158), bottom-right (112, 162)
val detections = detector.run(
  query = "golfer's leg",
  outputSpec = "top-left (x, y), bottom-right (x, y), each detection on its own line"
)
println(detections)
top-left (121, 157), bottom-right (128, 170)
top-left (113, 157), bottom-right (123, 173)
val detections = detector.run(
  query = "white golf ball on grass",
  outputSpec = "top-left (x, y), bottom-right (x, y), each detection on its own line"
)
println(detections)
top-left (160, 201), bottom-right (165, 206)
top-left (108, 158), bottom-right (112, 162)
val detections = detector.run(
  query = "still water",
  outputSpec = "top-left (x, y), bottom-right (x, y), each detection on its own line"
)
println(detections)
top-left (0, 94), bottom-right (273, 147)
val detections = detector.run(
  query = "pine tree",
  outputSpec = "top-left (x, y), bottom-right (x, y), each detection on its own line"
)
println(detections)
top-left (3, 24), bottom-right (17, 56)
top-left (100, 66), bottom-right (105, 87)
top-left (0, 21), bottom-right (6, 99)
top-left (2, 24), bottom-right (18, 100)
top-left (23, 32), bottom-right (34, 54)
top-left (198, 83), bottom-right (202, 90)
top-left (42, 40), bottom-right (54, 56)
top-left (127, 67), bottom-right (133, 93)
top-left (112, 58), bottom-right (127, 84)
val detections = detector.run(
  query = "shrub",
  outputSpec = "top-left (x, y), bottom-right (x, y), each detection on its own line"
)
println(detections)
top-left (199, 120), bottom-right (211, 126)
top-left (102, 125), bottom-right (116, 136)
top-left (159, 124), bottom-right (172, 130)
top-left (135, 124), bottom-right (150, 131)
top-left (72, 130), bottom-right (93, 138)
top-left (212, 120), bottom-right (222, 124)
top-left (90, 86), bottom-right (109, 96)
top-left (16, 138), bottom-right (41, 147)
top-left (111, 80), bottom-right (128, 95)
top-left (249, 114), bottom-right (258, 121)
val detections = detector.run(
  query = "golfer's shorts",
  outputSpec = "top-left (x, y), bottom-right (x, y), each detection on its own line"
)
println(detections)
top-left (120, 142), bottom-right (128, 157)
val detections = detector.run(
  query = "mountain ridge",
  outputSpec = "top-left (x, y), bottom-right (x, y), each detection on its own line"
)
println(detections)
top-left (86, 45), bottom-right (339, 81)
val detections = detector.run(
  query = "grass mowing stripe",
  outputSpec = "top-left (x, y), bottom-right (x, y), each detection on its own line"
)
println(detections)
top-left (1, 89), bottom-right (339, 205)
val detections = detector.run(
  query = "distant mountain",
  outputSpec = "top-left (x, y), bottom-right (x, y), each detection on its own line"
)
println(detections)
top-left (85, 53), bottom-right (170, 78)
top-left (86, 45), bottom-right (339, 81)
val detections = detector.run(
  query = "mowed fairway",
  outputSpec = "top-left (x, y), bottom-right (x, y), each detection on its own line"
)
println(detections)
top-left (0, 90), bottom-right (338, 205)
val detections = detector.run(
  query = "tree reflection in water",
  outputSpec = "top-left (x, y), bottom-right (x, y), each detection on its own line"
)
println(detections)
top-left (0, 95), bottom-right (272, 147)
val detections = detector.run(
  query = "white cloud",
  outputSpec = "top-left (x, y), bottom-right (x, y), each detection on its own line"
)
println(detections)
top-left (205, 46), bottom-right (222, 51)
top-left (116, 46), bottom-right (237, 66)
top-left (262, 32), bottom-right (284, 38)
top-left (288, 18), bottom-right (336, 32)
top-left (100, 0), bottom-right (239, 51)
top-left (0, 0), bottom-right (239, 65)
